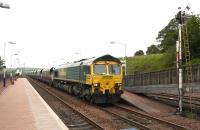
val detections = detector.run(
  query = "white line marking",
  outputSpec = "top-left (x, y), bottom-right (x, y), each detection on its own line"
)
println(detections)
top-left (23, 78), bottom-right (69, 130)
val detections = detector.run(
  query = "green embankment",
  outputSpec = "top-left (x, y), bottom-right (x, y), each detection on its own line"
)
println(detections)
top-left (126, 54), bottom-right (200, 75)
top-left (126, 54), bottom-right (173, 74)
top-left (191, 59), bottom-right (200, 65)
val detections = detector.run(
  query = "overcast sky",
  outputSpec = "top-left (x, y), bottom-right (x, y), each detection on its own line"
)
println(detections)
top-left (0, 0), bottom-right (199, 68)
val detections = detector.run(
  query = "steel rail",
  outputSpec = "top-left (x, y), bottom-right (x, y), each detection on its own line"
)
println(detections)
top-left (29, 77), bottom-right (148, 130)
top-left (97, 107), bottom-right (152, 130)
top-left (150, 93), bottom-right (200, 101)
top-left (114, 104), bottom-right (191, 130)
top-left (148, 94), bottom-right (200, 106)
top-left (28, 78), bottom-right (104, 130)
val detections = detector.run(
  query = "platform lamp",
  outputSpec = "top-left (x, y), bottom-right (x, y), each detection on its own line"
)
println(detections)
top-left (1, 2), bottom-right (10, 87)
top-left (10, 53), bottom-right (18, 83)
top-left (10, 53), bottom-right (19, 68)
top-left (60, 58), bottom-right (68, 64)
top-left (0, 2), bottom-right (10, 9)
top-left (3, 41), bottom-right (16, 87)
top-left (74, 52), bottom-right (82, 60)
top-left (110, 41), bottom-right (127, 76)
top-left (22, 63), bottom-right (25, 75)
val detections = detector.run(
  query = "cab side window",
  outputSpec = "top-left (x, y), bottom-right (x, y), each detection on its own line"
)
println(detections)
top-left (85, 66), bottom-right (91, 74)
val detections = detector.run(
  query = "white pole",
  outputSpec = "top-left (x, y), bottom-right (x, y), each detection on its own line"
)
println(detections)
top-left (22, 63), bottom-right (25, 75)
top-left (10, 54), bottom-right (12, 68)
top-left (3, 42), bottom-right (6, 63)
top-left (176, 41), bottom-right (179, 69)
top-left (75, 53), bottom-right (82, 60)
top-left (178, 23), bottom-right (183, 113)
top-left (17, 51), bottom-right (21, 72)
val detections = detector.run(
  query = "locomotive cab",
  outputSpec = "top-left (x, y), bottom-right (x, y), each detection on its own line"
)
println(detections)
top-left (92, 61), bottom-right (123, 94)
top-left (88, 55), bottom-right (123, 103)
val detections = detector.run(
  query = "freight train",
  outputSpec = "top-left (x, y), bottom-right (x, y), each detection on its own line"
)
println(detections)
top-left (29, 54), bottom-right (123, 103)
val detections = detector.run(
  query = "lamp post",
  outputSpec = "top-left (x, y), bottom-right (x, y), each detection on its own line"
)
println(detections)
top-left (22, 63), bottom-right (25, 76)
top-left (10, 53), bottom-right (18, 68)
top-left (15, 51), bottom-right (20, 71)
top-left (1, 3), bottom-right (11, 86)
top-left (3, 42), bottom-right (16, 87)
top-left (10, 53), bottom-right (18, 83)
top-left (4, 42), bottom-right (16, 65)
top-left (60, 58), bottom-right (68, 64)
top-left (16, 58), bottom-right (20, 68)
top-left (0, 2), bottom-right (10, 9)
top-left (75, 52), bottom-right (82, 60)
top-left (110, 41), bottom-right (127, 75)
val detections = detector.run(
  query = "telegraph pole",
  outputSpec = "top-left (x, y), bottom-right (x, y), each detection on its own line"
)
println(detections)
top-left (175, 7), bottom-right (183, 114)
top-left (175, 4), bottom-right (191, 114)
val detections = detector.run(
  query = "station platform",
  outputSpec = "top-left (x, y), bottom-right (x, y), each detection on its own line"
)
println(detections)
top-left (0, 78), bottom-right (68, 130)
top-left (121, 91), bottom-right (176, 115)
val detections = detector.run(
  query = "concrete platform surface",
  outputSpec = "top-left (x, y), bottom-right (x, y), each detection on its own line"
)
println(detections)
top-left (121, 91), bottom-right (176, 115)
top-left (0, 78), bottom-right (68, 130)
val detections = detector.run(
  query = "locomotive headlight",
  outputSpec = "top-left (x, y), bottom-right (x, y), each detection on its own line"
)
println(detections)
top-left (94, 83), bottom-right (100, 92)
top-left (94, 83), bottom-right (100, 87)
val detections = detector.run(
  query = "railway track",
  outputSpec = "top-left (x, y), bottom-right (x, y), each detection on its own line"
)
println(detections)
top-left (98, 107), bottom-right (152, 130)
top-left (28, 77), bottom-right (140, 130)
top-left (28, 78), bottom-right (104, 130)
top-left (152, 93), bottom-right (200, 102)
top-left (28, 78), bottom-right (155, 130)
top-left (147, 93), bottom-right (200, 107)
top-left (28, 77), bottom-right (193, 130)
top-left (110, 104), bottom-right (191, 130)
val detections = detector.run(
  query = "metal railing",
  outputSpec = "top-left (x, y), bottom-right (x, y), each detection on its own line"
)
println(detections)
top-left (125, 64), bottom-right (200, 87)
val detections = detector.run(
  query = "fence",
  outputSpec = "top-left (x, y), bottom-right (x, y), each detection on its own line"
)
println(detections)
top-left (125, 64), bottom-right (200, 87)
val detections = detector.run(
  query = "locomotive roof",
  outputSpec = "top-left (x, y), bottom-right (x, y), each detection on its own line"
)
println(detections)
top-left (93, 54), bottom-right (121, 63)
top-left (54, 54), bottom-right (121, 69)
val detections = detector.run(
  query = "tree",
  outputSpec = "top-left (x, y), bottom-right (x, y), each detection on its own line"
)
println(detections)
top-left (156, 15), bottom-right (200, 60)
top-left (187, 15), bottom-right (200, 59)
top-left (156, 18), bottom-right (178, 53)
top-left (0, 56), bottom-right (4, 70)
top-left (134, 50), bottom-right (144, 56)
top-left (146, 44), bottom-right (160, 55)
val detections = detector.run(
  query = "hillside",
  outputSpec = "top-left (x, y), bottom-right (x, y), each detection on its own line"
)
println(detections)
top-left (126, 54), bottom-right (200, 75)
top-left (126, 54), bottom-right (174, 74)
